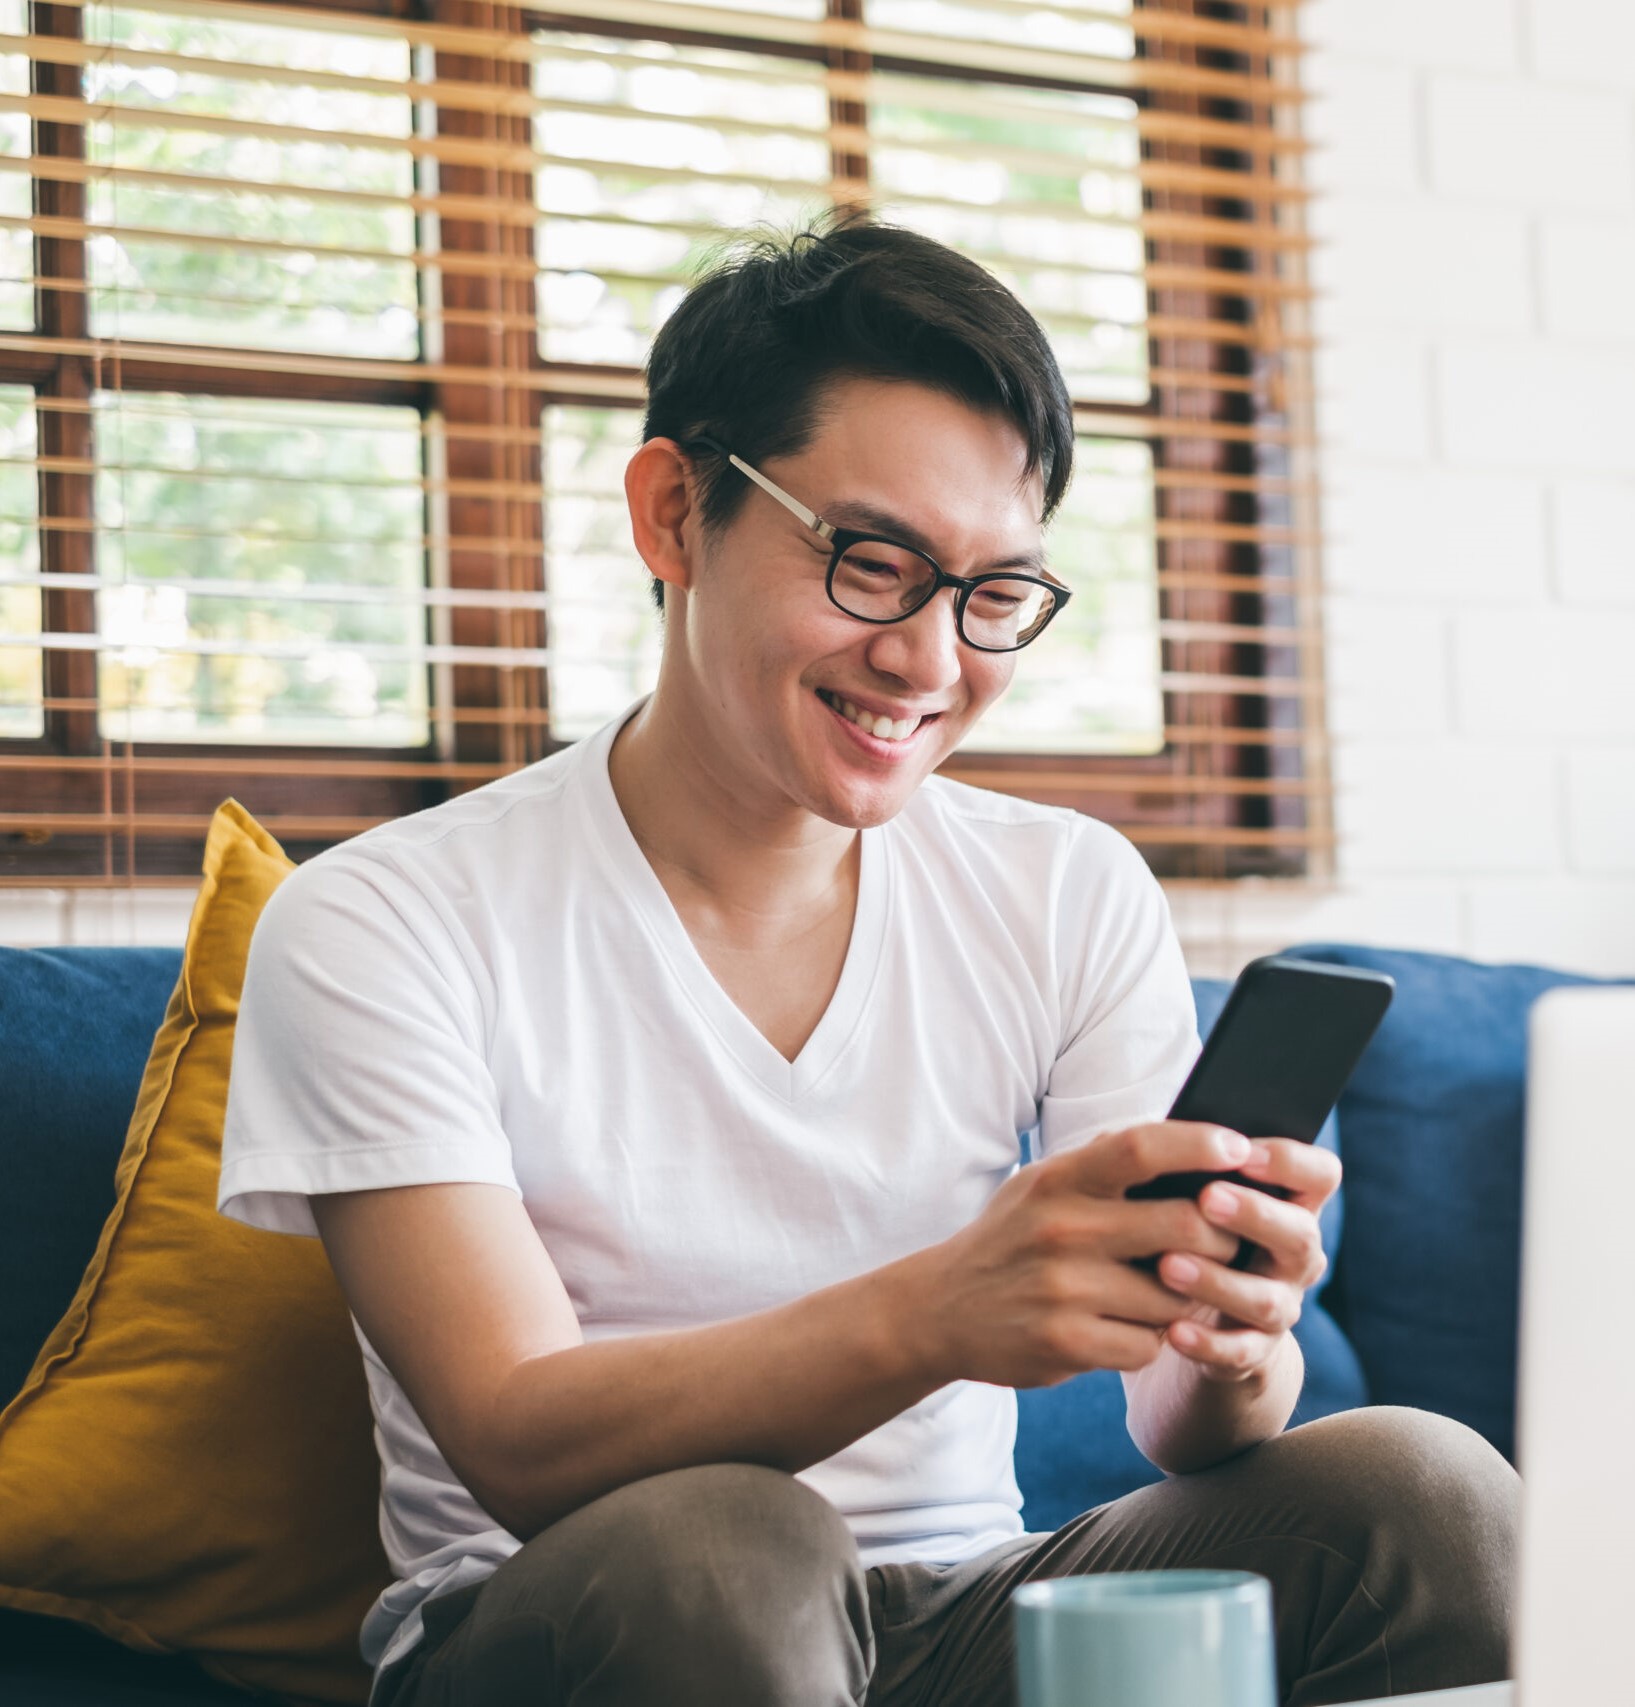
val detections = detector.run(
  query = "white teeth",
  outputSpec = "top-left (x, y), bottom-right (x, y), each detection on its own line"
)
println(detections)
top-left (824, 692), bottom-right (921, 742)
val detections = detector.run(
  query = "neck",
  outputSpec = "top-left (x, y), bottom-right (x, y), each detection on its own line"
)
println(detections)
top-left (607, 689), bottom-right (859, 928)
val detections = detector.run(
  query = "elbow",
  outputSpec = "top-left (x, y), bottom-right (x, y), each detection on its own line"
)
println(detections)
top-left (1136, 1436), bottom-right (1236, 1478)
top-left (433, 1415), bottom-right (535, 1539)
top-left (451, 1435), bottom-right (585, 1544)
top-left (445, 1362), bottom-right (585, 1543)
top-left (457, 1457), bottom-right (538, 1542)
top-left (1123, 1417), bottom-right (1191, 1479)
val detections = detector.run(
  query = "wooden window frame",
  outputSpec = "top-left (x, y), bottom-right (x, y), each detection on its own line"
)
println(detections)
top-left (0, 0), bottom-right (1325, 883)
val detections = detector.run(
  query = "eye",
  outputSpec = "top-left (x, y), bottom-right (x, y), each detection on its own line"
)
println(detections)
top-left (970, 587), bottom-right (1023, 613)
top-left (850, 554), bottom-right (903, 580)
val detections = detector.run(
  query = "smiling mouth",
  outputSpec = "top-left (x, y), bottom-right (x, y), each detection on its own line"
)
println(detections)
top-left (817, 689), bottom-right (939, 744)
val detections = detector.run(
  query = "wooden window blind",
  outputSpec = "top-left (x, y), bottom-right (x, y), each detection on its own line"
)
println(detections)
top-left (0, 0), bottom-right (1328, 886)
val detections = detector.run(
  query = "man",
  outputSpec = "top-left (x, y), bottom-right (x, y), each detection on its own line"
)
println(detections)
top-left (219, 219), bottom-right (1516, 1707)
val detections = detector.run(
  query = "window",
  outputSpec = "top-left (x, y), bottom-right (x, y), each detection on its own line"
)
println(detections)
top-left (93, 392), bottom-right (431, 746)
top-left (0, 1), bottom-right (1325, 883)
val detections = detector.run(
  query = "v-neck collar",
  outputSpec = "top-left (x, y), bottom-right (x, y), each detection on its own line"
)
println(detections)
top-left (577, 702), bottom-right (890, 1102)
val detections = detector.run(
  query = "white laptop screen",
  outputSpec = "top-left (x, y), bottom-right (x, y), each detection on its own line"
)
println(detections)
top-left (1514, 987), bottom-right (1635, 1707)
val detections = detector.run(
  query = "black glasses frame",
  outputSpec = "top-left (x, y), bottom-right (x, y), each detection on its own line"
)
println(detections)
top-left (685, 436), bottom-right (1071, 654)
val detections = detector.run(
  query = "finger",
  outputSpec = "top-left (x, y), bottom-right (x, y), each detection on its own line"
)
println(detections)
top-left (1092, 1261), bottom-right (1210, 1329)
top-left (1165, 1316), bottom-right (1279, 1381)
top-left (1236, 1139), bottom-right (1342, 1212)
top-left (1156, 1251), bottom-right (1303, 1338)
top-left (1069, 1317), bottom-right (1168, 1375)
top-left (1197, 1182), bottom-right (1326, 1287)
top-left (1108, 1197), bottom-right (1241, 1266)
top-left (1064, 1120), bottom-right (1252, 1199)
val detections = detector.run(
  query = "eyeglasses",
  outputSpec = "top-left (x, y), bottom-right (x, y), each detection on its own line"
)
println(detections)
top-left (686, 437), bottom-right (1071, 654)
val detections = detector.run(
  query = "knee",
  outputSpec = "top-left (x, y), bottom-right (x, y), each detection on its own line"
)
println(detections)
top-left (545, 1463), bottom-right (870, 1704)
top-left (1305, 1407), bottom-right (1516, 1521)
top-left (1289, 1406), bottom-right (1519, 1586)
top-left (578, 1461), bottom-right (861, 1600)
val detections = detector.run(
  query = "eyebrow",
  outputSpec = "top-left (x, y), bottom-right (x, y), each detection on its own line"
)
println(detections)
top-left (820, 498), bottom-right (1049, 576)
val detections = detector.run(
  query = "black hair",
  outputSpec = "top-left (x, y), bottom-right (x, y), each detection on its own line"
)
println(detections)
top-left (639, 210), bottom-right (1075, 611)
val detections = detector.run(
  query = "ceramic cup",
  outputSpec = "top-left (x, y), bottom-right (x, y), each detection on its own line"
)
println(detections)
top-left (1012, 1570), bottom-right (1278, 1707)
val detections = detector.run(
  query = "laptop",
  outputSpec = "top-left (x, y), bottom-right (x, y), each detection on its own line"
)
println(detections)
top-left (1348, 984), bottom-right (1634, 1707)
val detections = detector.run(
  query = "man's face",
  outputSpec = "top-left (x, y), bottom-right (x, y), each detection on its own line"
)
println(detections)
top-left (665, 377), bottom-right (1048, 830)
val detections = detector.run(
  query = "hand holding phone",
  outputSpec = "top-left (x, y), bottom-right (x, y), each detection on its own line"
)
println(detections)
top-left (1126, 955), bottom-right (1393, 1271)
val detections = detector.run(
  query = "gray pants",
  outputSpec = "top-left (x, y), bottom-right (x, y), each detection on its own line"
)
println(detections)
top-left (374, 1406), bottom-right (1517, 1707)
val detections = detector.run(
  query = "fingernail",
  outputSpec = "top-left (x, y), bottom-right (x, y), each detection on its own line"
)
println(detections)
top-left (1203, 1183), bottom-right (1238, 1217)
top-left (1165, 1255), bottom-right (1200, 1285)
top-left (1170, 1321), bottom-right (1200, 1348)
top-left (1217, 1131), bottom-right (1251, 1164)
top-left (1241, 1144), bottom-right (1272, 1173)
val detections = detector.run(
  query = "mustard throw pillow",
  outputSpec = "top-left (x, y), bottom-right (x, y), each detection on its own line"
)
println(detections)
top-left (0, 801), bottom-right (390, 1705)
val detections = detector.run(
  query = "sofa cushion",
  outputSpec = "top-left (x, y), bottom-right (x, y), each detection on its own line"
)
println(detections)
top-left (0, 945), bottom-right (183, 1407)
top-left (1013, 976), bottom-right (1366, 1532)
top-left (0, 802), bottom-right (387, 1706)
top-left (1290, 942), bottom-right (1629, 1462)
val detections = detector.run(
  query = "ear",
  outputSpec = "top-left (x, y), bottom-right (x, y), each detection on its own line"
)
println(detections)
top-left (624, 438), bottom-right (698, 599)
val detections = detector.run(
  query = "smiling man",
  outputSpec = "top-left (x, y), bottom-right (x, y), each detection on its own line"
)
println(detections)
top-left (218, 219), bottom-right (1516, 1707)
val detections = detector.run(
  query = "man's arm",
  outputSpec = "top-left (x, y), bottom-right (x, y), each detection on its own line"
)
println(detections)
top-left (310, 1122), bottom-right (1248, 1544)
top-left (310, 1181), bottom-right (941, 1543)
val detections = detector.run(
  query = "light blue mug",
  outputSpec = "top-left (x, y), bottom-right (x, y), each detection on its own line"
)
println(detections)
top-left (1013, 1570), bottom-right (1278, 1707)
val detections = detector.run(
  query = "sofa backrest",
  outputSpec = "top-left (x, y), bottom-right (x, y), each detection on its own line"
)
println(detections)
top-left (5, 940), bottom-right (1617, 1524)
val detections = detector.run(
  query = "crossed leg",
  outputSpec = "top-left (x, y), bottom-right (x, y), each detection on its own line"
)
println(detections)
top-left (375, 1406), bottom-right (1516, 1707)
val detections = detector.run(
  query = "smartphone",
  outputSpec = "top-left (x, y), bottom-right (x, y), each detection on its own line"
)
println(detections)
top-left (1126, 954), bottom-right (1395, 1270)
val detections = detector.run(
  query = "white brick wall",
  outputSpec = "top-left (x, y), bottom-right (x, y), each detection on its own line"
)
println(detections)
top-left (1181, 0), bottom-right (1635, 979)
top-left (1539, 217), bottom-right (1635, 338)
top-left (1322, 467), bottom-right (1547, 603)
top-left (1335, 741), bottom-right (1563, 875)
top-left (1553, 479), bottom-right (1635, 603)
top-left (1567, 749), bottom-right (1635, 872)
top-left (1456, 609), bottom-right (1635, 735)
top-left (1300, 56), bottom-right (1422, 193)
top-left (1438, 342), bottom-right (1635, 472)
top-left (1426, 74), bottom-right (1635, 208)
top-left (1304, 0), bottom-right (1521, 74)
top-left (1528, 0), bottom-right (1635, 91)
top-left (1309, 196), bottom-right (1532, 335)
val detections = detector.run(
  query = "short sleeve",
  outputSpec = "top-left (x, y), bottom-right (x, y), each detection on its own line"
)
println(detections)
top-left (218, 851), bottom-right (520, 1238)
top-left (1037, 822), bottom-right (1199, 1159)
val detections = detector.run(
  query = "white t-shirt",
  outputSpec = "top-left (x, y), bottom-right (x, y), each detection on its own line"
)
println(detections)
top-left (218, 701), bottom-right (1197, 1684)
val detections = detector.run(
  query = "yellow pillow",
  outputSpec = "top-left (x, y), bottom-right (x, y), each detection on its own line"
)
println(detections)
top-left (0, 801), bottom-right (390, 1705)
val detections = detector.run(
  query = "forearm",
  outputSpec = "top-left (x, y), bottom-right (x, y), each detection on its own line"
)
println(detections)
top-left (1122, 1327), bottom-right (1303, 1477)
top-left (476, 1249), bottom-right (943, 1541)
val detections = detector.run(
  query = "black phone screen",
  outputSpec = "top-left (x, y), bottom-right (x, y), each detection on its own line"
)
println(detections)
top-left (1169, 955), bottom-right (1395, 1144)
top-left (1124, 955), bottom-right (1394, 1268)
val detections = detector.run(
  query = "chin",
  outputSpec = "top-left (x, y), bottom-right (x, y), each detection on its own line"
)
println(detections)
top-left (808, 770), bottom-right (928, 830)
top-left (823, 799), bottom-right (902, 831)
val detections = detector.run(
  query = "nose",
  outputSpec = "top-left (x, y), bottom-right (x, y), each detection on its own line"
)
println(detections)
top-left (862, 586), bottom-right (964, 695)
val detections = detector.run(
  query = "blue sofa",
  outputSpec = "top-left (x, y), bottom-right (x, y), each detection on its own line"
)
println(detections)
top-left (0, 941), bottom-right (1616, 1704)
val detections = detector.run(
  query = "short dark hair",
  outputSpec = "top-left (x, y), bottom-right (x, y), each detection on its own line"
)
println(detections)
top-left (640, 212), bottom-right (1075, 611)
